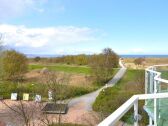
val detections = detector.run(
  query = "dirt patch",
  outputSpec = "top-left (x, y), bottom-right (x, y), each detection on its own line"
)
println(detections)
top-left (25, 70), bottom-right (93, 87)
top-left (0, 121), bottom-right (5, 126)
top-left (25, 70), bottom-right (41, 80)
top-left (0, 100), bottom-right (99, 126)
top-left (70, 75), bottom-right (93, 87)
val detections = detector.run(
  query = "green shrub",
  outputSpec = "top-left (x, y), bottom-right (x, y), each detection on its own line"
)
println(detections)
top-left (2, 50), bottom-right (28, 81)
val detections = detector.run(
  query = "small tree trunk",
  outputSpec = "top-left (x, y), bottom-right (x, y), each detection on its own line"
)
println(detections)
top-left (58, 114), bottom-right (61, 125)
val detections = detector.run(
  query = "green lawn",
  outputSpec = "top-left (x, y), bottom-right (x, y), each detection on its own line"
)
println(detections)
top-left (93, 69), bottom-right (148, 125)
top-left (29, 64), bottom-right (91, 75)
top-left (161, 71), bottom-right (168, 80)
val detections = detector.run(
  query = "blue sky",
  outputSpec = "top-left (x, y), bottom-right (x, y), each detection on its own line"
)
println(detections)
top-left (0, 0), bottom-right (168, 55)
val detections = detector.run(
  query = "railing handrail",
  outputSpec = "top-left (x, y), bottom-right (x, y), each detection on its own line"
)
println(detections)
top-left (146, 64), bottom-right (168, 84)
top-left (98, 93), bottom-right (168, 126)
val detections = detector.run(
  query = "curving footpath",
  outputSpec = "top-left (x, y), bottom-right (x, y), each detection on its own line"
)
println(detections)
top-left (68, 59), bottom-right (127, 111)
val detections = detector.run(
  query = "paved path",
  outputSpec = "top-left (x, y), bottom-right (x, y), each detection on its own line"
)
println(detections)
top-left (68, 59), bottom-right (127, 111)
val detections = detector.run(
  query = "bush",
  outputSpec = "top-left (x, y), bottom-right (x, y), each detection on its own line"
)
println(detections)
top-left (134, 58), bottom-right (145, 65)
top-left (2, 50), bottom-right (28, 81)
top-left (34, 56), bottom-right (41, 62)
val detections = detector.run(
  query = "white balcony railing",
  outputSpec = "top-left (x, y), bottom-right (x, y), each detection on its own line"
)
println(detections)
top-left (98, 64), bottom-right (168, 126)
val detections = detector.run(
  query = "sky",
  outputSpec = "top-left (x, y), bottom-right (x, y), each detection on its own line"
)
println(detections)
top-left (0, 0), bottom-right (168, 55)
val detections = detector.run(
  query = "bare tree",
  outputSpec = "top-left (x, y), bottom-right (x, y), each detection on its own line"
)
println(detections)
top-left (0, 70), bottom-right (71, 126)
top-left (0, 90), bottom-right (62, 126)
top-left (0, 99), bottom-right (44, 126)
top-left (134, 58), bottom-right (146, 66)
top-left (41, 71), bottom-right (70, 125)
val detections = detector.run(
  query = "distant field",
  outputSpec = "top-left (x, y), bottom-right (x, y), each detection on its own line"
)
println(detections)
top-left (124, 58), bottom-right (168, 65)
top-left (124, 58), bottom-right (168, 69)
top-left (29, 64), bottom-right (91, 75)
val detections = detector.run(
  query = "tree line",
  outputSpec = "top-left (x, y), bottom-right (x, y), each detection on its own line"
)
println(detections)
top-left (0, 47), bottom-right (119, 84)
top-left (32, 54), bottom-right (94, 65)
top-left (52, 48), bottom-right (119, 84)
top-left (31, 49), bottom-right (118, 67)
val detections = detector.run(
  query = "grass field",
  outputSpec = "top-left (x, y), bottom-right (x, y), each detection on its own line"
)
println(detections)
top-left (93, 69), bottom-right (148, 125)
top-left (29, 64), bottom-right (91, 75)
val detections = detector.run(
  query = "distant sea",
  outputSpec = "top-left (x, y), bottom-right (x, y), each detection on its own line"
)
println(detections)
top-left (26, 54), bottom-right (168, 58)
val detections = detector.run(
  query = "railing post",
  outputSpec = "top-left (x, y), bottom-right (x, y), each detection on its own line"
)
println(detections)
top-left (154, 79), bottom-right (158, 126)
top-left (134, 100), bottom-right (138, 126)
top-left (158, 75), bottom-right (161, 123)
top-left (150, 71), bottom-right (153, 93)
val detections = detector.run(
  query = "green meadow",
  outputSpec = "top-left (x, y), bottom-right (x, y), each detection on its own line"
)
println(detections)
top-left (29, 64), bottom-right (91, 75)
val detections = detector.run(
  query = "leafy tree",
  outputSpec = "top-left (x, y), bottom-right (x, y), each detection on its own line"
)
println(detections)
top-left (90, 48), bottom-right (119, 84)
top-left (102, 48), bottom-right (119, 68)
top-left (63, 55), bottom-right (75, 64)
top-left (34, 56), bottom-right (41, 62)
top-left (74, 54), bottom-right (88, 65)
top-left (2, 50), bottom-right (28, 81)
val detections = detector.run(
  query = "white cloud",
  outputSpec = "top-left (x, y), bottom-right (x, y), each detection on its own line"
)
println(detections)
top-left (0, 0), bottom-right (47, 18)
top-left (0, 24), bottom-right (97, 52)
